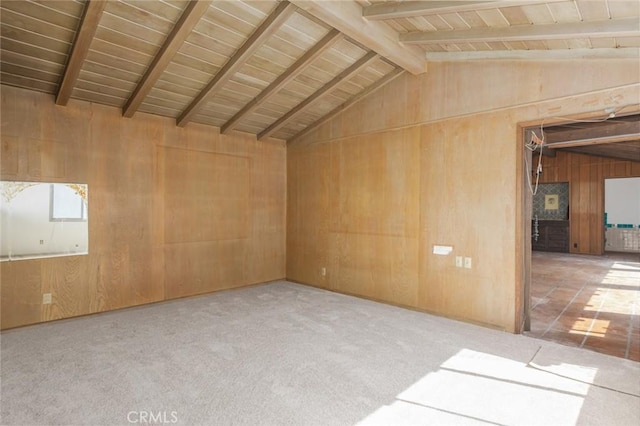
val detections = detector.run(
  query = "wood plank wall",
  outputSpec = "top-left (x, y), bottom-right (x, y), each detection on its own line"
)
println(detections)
top-left (0, 85), bottom-right (286, 329)
top-left (288, 113), bottom-right (520, 330)
top-left (288, 60), bottom-right (640, 332)
top-left (2, 60), bottom-right (638, 332)
top-left (537, 151), bottom-right (640, 255)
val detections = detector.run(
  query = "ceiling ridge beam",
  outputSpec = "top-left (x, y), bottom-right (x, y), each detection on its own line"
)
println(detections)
top-left (55, 0), bottom-right (107, 106)
top-left (258, 51), bottom-right (379, 140)
top-left (288, 68), bottom-right (404, 145)
top-left (546, 133), bottom-right (640, 148)
top-left (123, 0), bottom-right (211, 118)
top-left (402, 17), bottom-right (640, 44)
top-left (424, 48), bottom-right (640, 61)
top-left (176, 1), bottom-right (297, 127)
top-left (363, 1), bottom-right (567, 20)
top-left (545, 120), bottom-right (640, 143)
top-left (289, 0), bottom-right (426, 75)
top-left (221, 29), bottom-right (343, 134)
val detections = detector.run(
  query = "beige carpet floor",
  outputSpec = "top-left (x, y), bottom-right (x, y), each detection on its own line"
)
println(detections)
top-left (1, 281), bottom-right (638, 425)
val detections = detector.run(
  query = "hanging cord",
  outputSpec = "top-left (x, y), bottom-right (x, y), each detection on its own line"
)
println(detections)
top-left (524, 122), bottom-right (545, 196)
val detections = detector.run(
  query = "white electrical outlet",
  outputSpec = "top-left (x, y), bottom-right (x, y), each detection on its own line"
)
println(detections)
top-left (321, 267), bottom-right (326, 276)
top-left (42, 293), bottom-right (52, 304)
top-left (464, 257), bottom-right (472, 269)
top-left (455, 256), bottom-right (463, 267)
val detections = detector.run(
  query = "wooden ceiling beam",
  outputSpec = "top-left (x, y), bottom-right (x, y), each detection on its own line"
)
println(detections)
top-left (545, 119), bottom-right (640, 144)
top-left (123, 0), bottom-right (211, 118)
top-left (259, 51), bottom-right (379, 140)
top-left (177, 1), bottom-right (297, 127)
top-left (545, 133), bottom-right (640, 149)
top-left (289, 0), bottom-right (426, 75)
top-left (221, 29), bottom-right (343, 135)
top-left (55, 0), bottom-right (107, 106)
top-left (363, 1), bottom-right (566, 20)
top-left (288, 67), bottom-right (404, 145)
top-left (401, 17), bottom-right (640, 44)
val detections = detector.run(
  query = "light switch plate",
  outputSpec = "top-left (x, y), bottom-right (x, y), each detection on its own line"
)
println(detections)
top-left (42, 293), bottom-right (52, 304)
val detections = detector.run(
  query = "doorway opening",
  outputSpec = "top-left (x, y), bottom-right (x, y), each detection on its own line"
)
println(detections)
top-left (517, 110), bottom-right (640, 361)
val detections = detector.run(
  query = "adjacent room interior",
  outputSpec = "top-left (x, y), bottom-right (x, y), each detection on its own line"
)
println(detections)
top-left (1, 0), bottom-right (639, 424)
top-left (523, 119), bottom-right (640, 361)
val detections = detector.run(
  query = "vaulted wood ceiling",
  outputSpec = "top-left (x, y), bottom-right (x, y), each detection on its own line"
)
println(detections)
top-left (1, 0), bottom-right (639, 142)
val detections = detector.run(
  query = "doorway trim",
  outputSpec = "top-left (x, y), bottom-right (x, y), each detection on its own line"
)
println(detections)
top-left (514, 107), bottom-right (640, 333)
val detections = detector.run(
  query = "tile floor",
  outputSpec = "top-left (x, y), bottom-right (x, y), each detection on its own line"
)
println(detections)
top-left (527, 251), bottom-right (640, 361)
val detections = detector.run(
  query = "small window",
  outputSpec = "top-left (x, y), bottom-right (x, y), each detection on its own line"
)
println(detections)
top-left (50, 184), bottom-right (87, 221)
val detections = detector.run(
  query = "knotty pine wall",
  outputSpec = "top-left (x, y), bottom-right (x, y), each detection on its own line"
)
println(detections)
top-left (1, 86), bottom-right (286, 329)
top-left (288, 60), bottom-right (640, 332)
top-left (537, 151), bottom-right (640, 255)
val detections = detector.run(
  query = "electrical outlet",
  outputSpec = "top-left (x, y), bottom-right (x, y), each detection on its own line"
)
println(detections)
top-left (464, 257), bottom-right (472, 269)
top-left (42, 293), bottom-right (52, 304)
top-left (455, 256), bottom-right (463, 267)
top-left (321, 267), bottom-right (326, 277)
